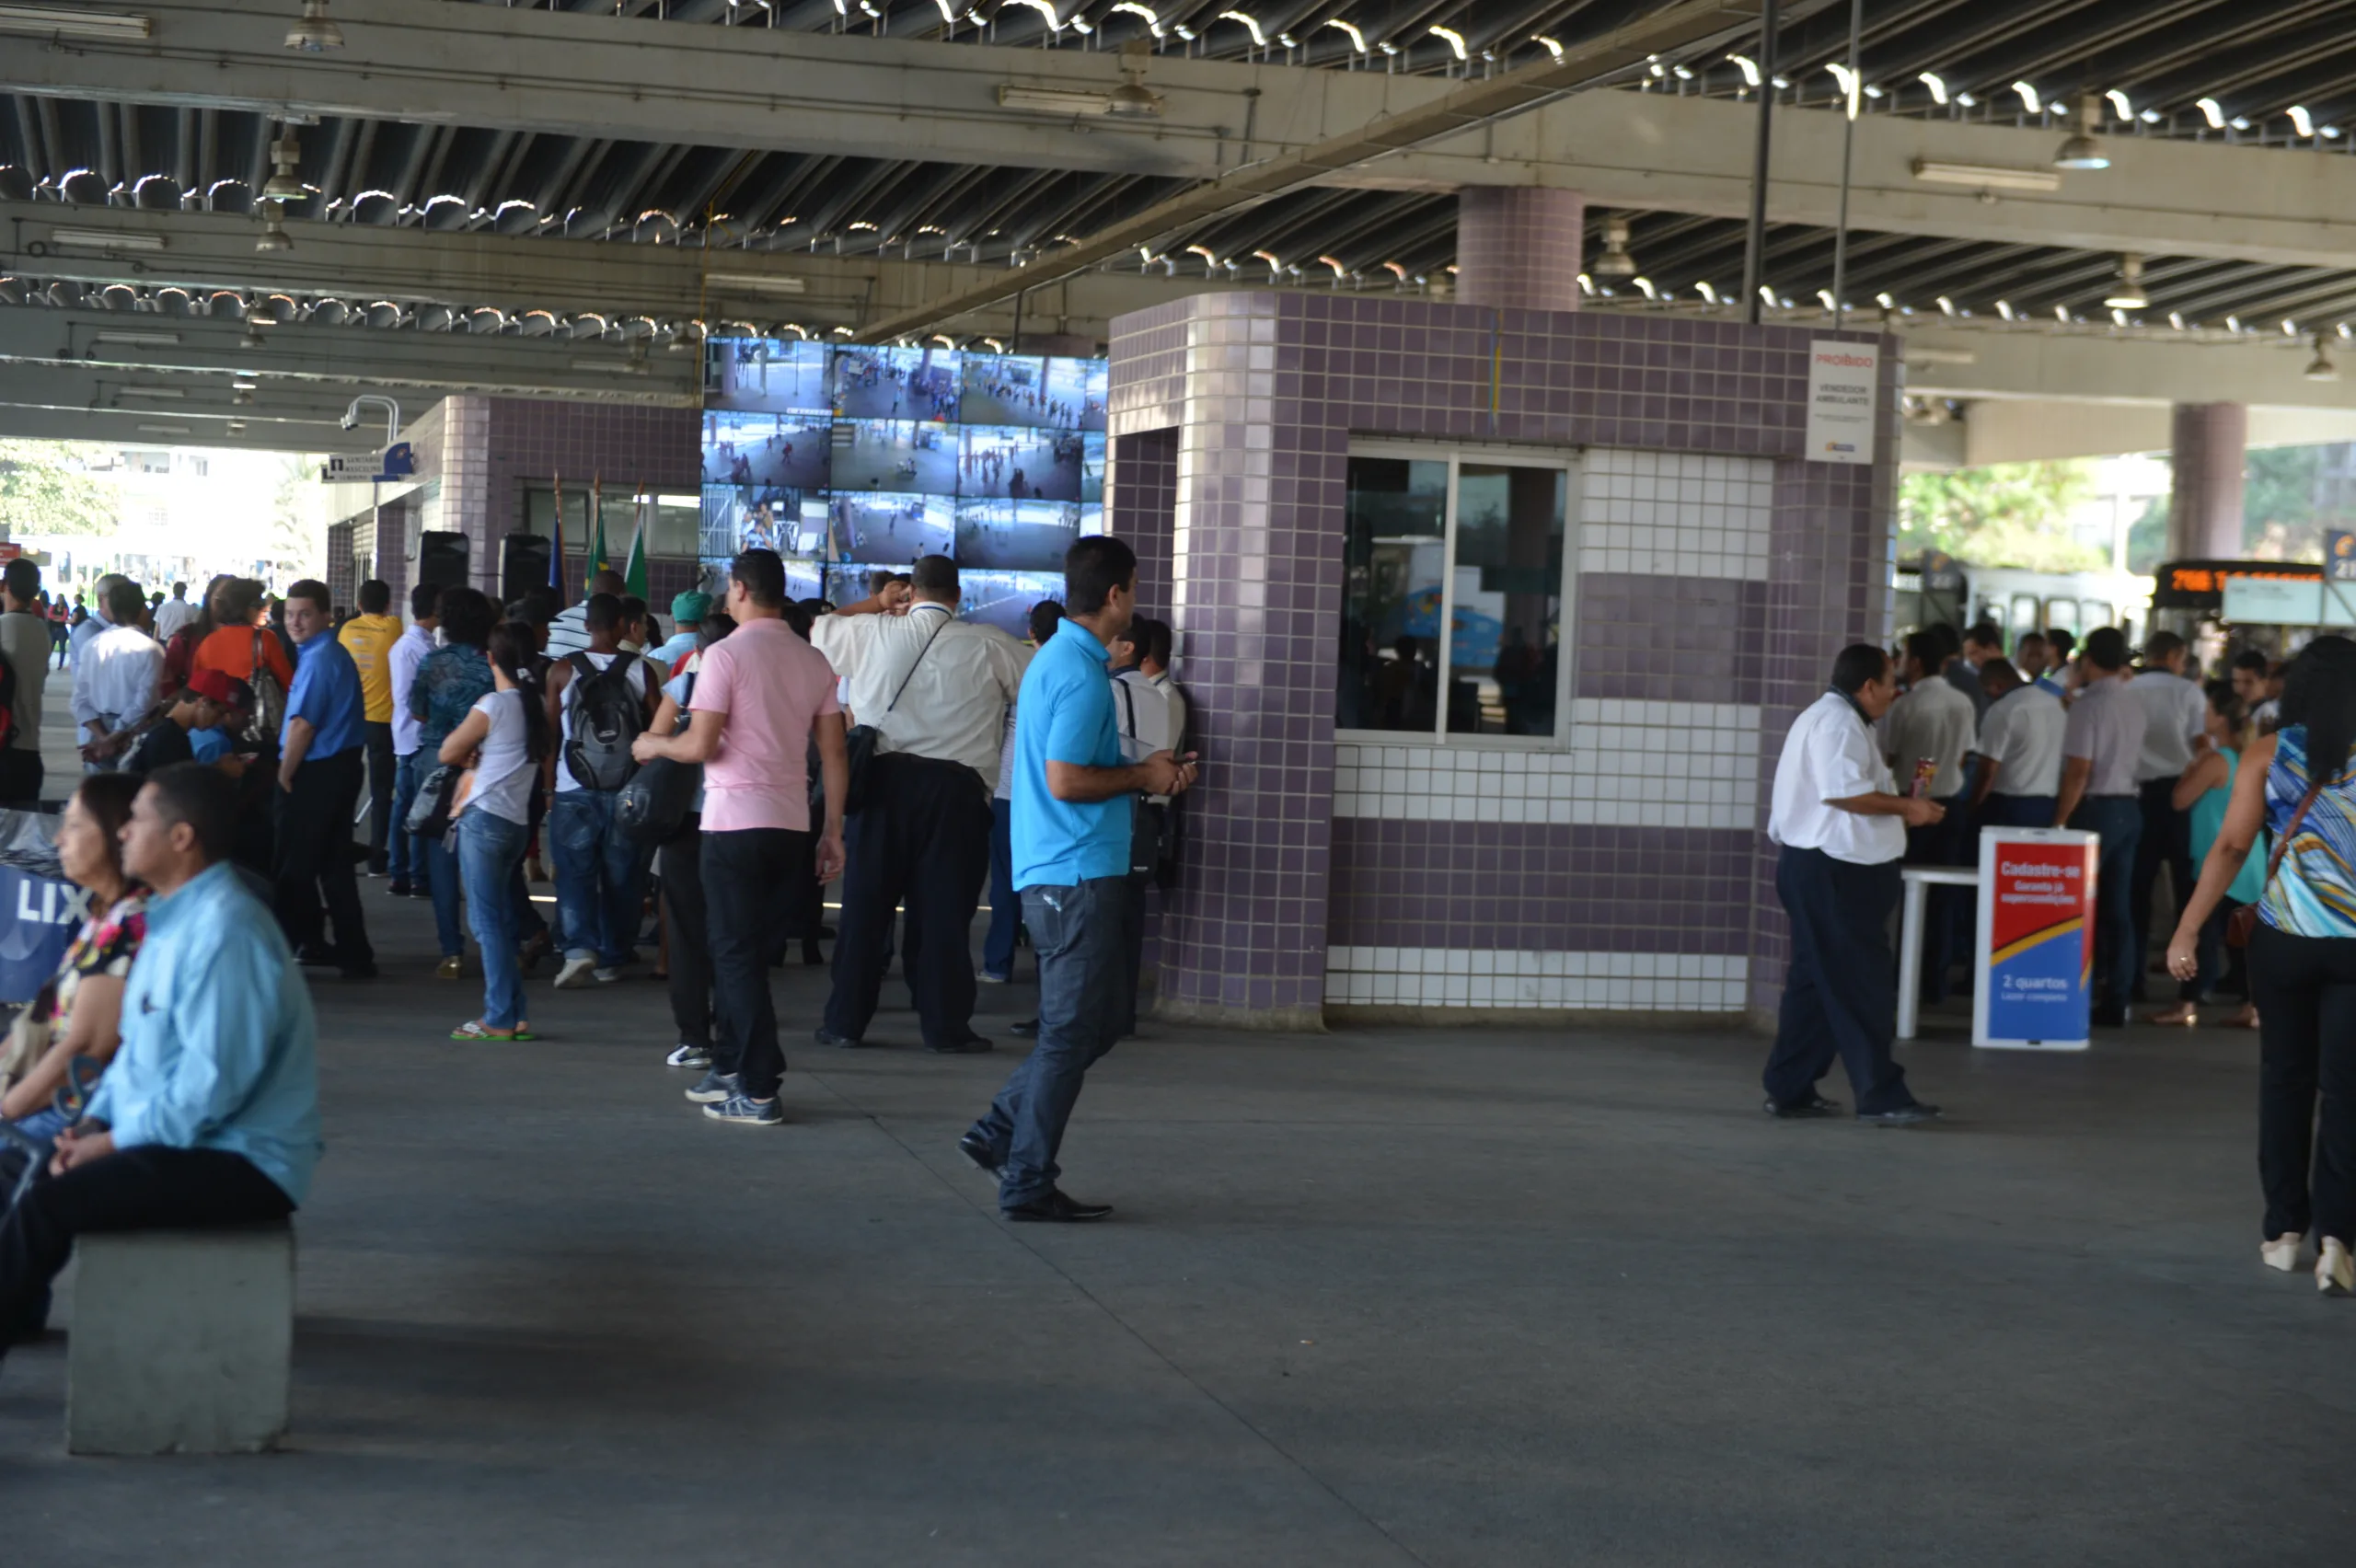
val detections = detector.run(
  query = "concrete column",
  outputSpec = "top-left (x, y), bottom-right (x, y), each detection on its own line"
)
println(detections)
top-left (1454, 187), bottom-right (1585, 313)
top-left (2167, 402), bottom-right (2246, 559)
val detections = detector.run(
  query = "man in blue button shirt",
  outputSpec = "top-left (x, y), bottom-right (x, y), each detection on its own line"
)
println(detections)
top-left (0, 763), bottom-right (320, 1363)
top-left (275, 579), bottom-right (375, 978)
top-left (958, 537), bottom-right (1195, 1223)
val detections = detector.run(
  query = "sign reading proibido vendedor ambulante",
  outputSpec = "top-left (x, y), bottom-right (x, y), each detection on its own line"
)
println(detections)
top-left (1804, 340), bottom-right (1879, 465)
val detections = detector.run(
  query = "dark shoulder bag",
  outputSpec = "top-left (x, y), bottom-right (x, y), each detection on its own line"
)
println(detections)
top-left (1114, 680), bottom-right (1164, 879)
top-left (2227, 781), bottom-right (2322, 947)
top-left (842, 617), bottom-right (947, 816)
top-left (618, 673), bottom-right (701, 847)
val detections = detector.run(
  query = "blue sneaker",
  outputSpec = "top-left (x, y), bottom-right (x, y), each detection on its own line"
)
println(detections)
top-left (702, 1093), bottom-right (782, 1126)
top-left (684, 1069), bottom-right (740, 1104)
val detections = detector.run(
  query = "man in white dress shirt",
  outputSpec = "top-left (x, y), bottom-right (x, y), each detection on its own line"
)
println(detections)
top-left (1885, 628), bottom-right (1977, 1003)
top-left (810, 554), bottom-right (1028, 1053)
top-left (2127, 630), bottom-right (2208, 999)
top-left (1761, 644), bottom-right (1945, 1125)
top-left (72, 579), bottom-right (164, 773)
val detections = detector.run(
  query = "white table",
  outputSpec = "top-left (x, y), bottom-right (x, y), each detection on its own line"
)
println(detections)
top-left (1896, 866), bottom-right (1980, 1042)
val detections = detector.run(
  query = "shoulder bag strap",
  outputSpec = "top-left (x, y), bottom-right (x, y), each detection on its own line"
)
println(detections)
top-left (884, 615), bottom-right (949, 717)
top-left (251, 627), bottom-right (270, 679)
top-left (2257, 781), bottom-right (2325, 901)
top-left (1114, 677), bottom-right (1137, 741)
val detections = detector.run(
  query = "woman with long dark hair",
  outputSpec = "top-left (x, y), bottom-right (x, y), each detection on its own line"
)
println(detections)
top-left (2169, 634), bottom-right (2356, 1294)
top-left (438, 621), bottom-right (549, 1041)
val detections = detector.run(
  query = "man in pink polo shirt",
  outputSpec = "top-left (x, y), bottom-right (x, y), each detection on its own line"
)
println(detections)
top-left (632, 548), bottom-right (847, 1125)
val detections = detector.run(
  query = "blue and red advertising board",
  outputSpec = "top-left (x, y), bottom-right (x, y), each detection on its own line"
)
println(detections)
top-left (1971, 828), bottom-right (2098, 1050)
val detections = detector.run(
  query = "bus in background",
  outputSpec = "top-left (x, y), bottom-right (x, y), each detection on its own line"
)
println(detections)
top-left (1892, 553), bottom-right (2152, 650)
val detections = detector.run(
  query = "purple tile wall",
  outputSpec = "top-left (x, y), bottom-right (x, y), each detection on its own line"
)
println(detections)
top-left (1455, 187), bottom-right (1585, 315)
top-left (1110, 425), bottom-right (1177, 617)
top-left (1575, 574), bottom-right (1771, 705)
top-left (1108, 289), bottom-right (1895, 1025)
top-left (1327, 819), bottom-right (1752, 954)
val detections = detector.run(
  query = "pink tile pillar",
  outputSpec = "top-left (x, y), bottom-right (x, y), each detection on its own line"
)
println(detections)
top-left (1455, 188), bottom-right (1585, 314)
top-left (2168, 402), bottom-right (2246, 559)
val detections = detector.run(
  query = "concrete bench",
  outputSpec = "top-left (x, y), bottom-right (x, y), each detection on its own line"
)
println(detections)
top-left (65, 1220), bottom-right (293, 1455)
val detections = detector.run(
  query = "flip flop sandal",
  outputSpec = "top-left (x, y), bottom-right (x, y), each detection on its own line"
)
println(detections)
top-left (450, 1020), bottom-right (536, 1042)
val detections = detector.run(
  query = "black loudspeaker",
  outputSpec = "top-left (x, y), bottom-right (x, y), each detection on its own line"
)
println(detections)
top-left (501, 533), bottom-right (552, 605)
top-left (417, 531), bottom-right (470, 592)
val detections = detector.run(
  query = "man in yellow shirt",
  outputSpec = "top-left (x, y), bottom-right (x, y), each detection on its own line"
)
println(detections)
top-left (337, 579), bottom-right (404, 876)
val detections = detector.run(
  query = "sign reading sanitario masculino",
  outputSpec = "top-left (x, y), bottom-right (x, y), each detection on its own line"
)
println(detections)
top-left (1804, 340), bottom-right (1879, 465)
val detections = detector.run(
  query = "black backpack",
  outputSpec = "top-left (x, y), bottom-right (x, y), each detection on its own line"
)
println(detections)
top-left (561, 651), bottom-right (647, 791)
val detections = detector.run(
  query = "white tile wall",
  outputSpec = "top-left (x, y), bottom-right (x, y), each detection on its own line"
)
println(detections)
top-left (1579, 449), bottom-right (1773, 578)
top-left (1334, 700), bottom-right (1760, 829)
top-left (1325, 947), bottom-right (1749, 1011)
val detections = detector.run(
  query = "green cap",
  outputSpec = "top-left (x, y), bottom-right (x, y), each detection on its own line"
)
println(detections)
top-left (671, 590), bottom-right (713, 623)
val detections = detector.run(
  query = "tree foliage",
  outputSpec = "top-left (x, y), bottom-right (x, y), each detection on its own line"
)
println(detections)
top-left (0, 440), bottom-right (121, 538)
top-left (1897, 460), bottom-right (2107, 572)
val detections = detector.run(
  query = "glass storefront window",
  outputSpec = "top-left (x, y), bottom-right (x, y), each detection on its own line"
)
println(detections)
top-left (1337, 449), bottom-right (1573, 743)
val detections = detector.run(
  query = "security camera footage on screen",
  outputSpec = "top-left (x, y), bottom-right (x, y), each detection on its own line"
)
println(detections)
top-left (701, 338), bottom-right (1105, 616)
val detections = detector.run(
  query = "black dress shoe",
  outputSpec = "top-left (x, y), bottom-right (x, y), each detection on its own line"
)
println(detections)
top-left (1003, 1189), bottom-right (1112, 1223)
top-left (1857, 1102), bottom-right (1943, 1126)
top-left (1763, 1093), bottom-right (1843, 1119)
top-left (2091, 1006), bottom-right (2128, 1028)
top-left (814, 1028), bottom-right (864, 1049)
top-left (294, 945), bottom-right (341, 967)
top-left (928, 1035), bottom-right (994, 1055)
top-left (957, 1131), bottom-right (1003, 1181)
top-left (387, 879), bottom-right (411, 898)
top-left (802, 940), bottom-right (826, 966)
top-left (339, 961), bottom-right (379, 980)
top-left (1009, 1018), bottom-right (1038, 1037)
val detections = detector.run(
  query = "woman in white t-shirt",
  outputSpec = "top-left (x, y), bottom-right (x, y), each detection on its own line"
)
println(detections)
top-left (439, 621), bottom-right (550, 1040)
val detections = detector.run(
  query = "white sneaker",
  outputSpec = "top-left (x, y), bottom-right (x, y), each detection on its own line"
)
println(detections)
top-left (2318, 1238), bottom-right (2353, 1297)
top-left (553, 956), bottom-right (596, 989)
top-left (664, 1043), bottom-right (712, 1069)
top-left (593, 966), bottom-right (622, 985)
top-left (2262, 1233), bottom-right (2306, 1273)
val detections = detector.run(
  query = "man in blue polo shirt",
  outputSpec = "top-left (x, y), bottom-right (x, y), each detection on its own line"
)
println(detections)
top-left (274, 579), bottom-right (375, 978)
top-left (958, 537), bottom-right (1195, 1223)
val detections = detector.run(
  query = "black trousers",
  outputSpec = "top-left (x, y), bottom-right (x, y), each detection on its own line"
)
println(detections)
top-left (1761, 845), bottom-right (1915, 1115)
top-left (0, 745), bottom-right (41, 808)
top-left (2247, 923), bottom-right (2356, 1245)
top-left (0, 1147), bottom-right (293, 1356)
top-left (703, 825), bottom-right (812, 1099)
top-left (2131, 777), bottom-right (2193, 999)
top-left (824, 754), bottom-right (992, 1050)
top-left (1903, 791), bottom-right (1969, 1003)
top-left (272, 745), bottom-right (373, 965)
top-left (362, 720), bottom-right (395, 872)
top-left (661, 816), bottom-right (711, 1049)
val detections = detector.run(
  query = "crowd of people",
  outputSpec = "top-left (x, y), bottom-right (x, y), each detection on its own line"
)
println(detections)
top-left (1765, 624), bottom-right (2356, 1294)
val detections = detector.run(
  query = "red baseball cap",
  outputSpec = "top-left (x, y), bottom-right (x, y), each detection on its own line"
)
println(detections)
top-left (186, 668), bottom-right (237, 705)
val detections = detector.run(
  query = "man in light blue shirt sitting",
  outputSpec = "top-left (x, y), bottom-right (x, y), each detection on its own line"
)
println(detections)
top-left (0, 762), bottom-right (321, 1363)
top-left (274, 578), bottom-right (375, 977)
top-left (958, 537), bottom-right (1195, 1223)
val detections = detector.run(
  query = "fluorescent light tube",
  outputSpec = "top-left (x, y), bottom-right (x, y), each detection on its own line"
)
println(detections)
top-left (997, 84), bottom-right (1113, 116)
top-left (1910, 159), bottom-right (2062, 193)
top-left (704, 271), bottom-right (807, 296)
top-left (0, 5), bottom-right (150, 40)
top-left (51, 227), bottom-right (166, 252)
top-left (90, 329), bottom-right (182, 347)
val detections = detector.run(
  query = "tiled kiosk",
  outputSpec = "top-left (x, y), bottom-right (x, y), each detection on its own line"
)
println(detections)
top-left (1108, 287), bottom-right (1897, 1032)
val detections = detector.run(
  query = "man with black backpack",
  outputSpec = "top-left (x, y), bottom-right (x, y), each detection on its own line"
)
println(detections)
top-left (542, 593), bottom-right (660, 988)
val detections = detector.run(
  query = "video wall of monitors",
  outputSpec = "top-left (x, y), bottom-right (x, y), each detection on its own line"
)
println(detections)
top-left (701, 338), bottom-right (1107, 612)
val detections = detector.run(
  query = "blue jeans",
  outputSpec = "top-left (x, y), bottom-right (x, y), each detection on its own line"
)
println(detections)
top-left (388, 752), bottom-right (422, 883)
top-left (983, 796), bottom-right (1019, 980)
top-left (424, 833), bottom-right (464, 959)
top-left (549, 788), bottom-right (646, 966)
top-left (456, 810), bottom-right (531, 1030)
top-left (2070, 794), bottom-right (2143, 1017)
top-left (968, 878), bottom-right (1135, 1210)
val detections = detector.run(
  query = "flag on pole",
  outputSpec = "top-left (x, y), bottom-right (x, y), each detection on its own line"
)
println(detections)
top-left (589, 477), bottom-right (610, 578)
top-left (622, 492), bottom-right (650, 599)
top-left (549, 472), bottom-right (567, 599)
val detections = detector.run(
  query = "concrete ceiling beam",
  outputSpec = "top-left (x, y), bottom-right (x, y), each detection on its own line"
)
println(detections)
top-left (1899, 323), bottom-right (2356, 410)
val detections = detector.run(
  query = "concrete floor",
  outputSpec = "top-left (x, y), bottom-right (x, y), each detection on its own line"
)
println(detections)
top-left (6, 686), bottom-right (2354, 1562)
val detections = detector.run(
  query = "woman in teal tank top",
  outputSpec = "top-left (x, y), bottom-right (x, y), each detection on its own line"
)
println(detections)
top-left (2166, 635), bottom-right (2356, 1296)
top-left (2147, 683), bottom-right (2265, 1027)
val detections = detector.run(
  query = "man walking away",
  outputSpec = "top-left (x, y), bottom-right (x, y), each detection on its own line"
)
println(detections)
top-left (812, 554), bottom-right (1027, 1053)
top-left (631, 549), bottom-right (847, 1126)
top-left (2128, 630), bottom-right (2207, 1003)
top-left (68, 574), bottom-right (125, 672)
top-left (152, 580), bottom-right (197, 642)
top-left (0, 763), bottom-right (319, 1370)
top-left (984, 600), bottom-right (1064, 985)
top-left (72, 579), bottom-right (162, 774)
top-left (0, 558), bottom-right (51, 805)
top-left (387, 583), bottom-right (440, 896)
top-left (2052, 628), bottom-right (2143, 1027)
top-left (544, 593), bottom-right (660, 987)
top-left (960, 537), bottom-right (1196, 1219)
top-left (1971, 658), bottom-right (2067, 828)
top-left (1761, 644), bottom-right (1945, 1125)
top-left (274, 579), bottom-right (375, 979)
top-left (339, 580), bottom-right (403, 877)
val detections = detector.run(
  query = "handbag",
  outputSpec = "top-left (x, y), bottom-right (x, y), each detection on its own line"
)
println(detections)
top-left (842, 616), bottom-right (948, 816)
top-left (404, 762), bottom-right (462, 840)
top-left (241, 628), bottom-right (287, 749)
top-left (618, 673), bottom-right (701, 846)
top-left (2227, 781), bottom-right (2322, 947)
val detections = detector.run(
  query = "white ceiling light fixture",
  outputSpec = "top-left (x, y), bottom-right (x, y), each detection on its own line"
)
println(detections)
top-left (1955, 90), bottom-right (1978, 108)
top-left (0, 4), bottom-right (150, 40)
top-left (706, 271), bottom-right (808, 296)
top-left (2195, 98), bottom-right (2226, 130)
top-left (2305, 333), bottom-right (2339, 382)
top-left (50, 227), bottom-right (165, 252)
top-left (2105, 88), bottom-right (2132, 120)
top-left (1111, 1), bottom-right (1164, 38)
top-left (1531, 34), bottom-right (1562, 60)
top-left (1917, 73), bottom-right (1951, 106)
top-left (1693, 281), bottom-right (1719, 304)
top-left (260, 129), bottom-right (306, 204)
top-left (2103, 253), bottom-right (2148, 310)
top-left (2054, 93), bottom-right (2109, 168)
top-left (1935, 296), bottom-right (1956, 315)
top-left (2012, 81), bottom-right (2041, 114)
top-left (119, 386), bottom-right (187, 399)
top-left (1910, 159), bottom-right (2062, 193)
top-left (135, 423), bottom-right (191, 435)
top-left (1995, 299), bottom-right (2016, 320)
top-left (91, 329), bottom-right (181, 348)
top-left (996, 83), bottom-right (1114, 115)
top-left (2288, 105), bottom-right (2316, 137)
top-left (1427, 23), bottom-right (1466, 61)
top-left (255, 212), bottom-right (293, 253)
top-left (1727, 53), bottom-right (1761, 88)
top-left (1589, 213), bottom-right (1637, 278)
top-left (284, 0), bottom-right (342, 51)
top-left (1218, 9), bottom-right (1265, 47)
top-left (1322, 17), bottom-right (1364, 51)
top-left (1109, 39), bottom-right (1164, 118)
